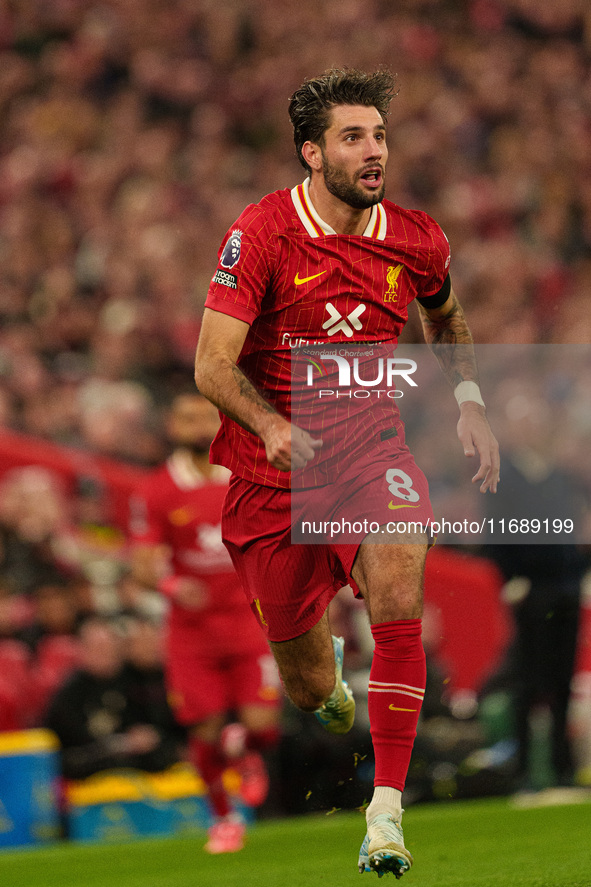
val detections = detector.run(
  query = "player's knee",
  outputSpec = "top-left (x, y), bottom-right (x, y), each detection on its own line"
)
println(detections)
top-left (368, 589), bottom-right (423, 623)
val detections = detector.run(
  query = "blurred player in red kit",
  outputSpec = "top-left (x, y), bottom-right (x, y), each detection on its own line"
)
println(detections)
top-left (129, 392), bottom-right (281, 854)
top-left (195, 68), bottom-right (499, 877)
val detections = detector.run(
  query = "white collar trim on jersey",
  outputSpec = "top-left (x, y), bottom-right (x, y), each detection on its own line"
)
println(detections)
top-left (167, 449), bottom-right (229, 491)
top-left (291, 178), bottom-right (386, 240)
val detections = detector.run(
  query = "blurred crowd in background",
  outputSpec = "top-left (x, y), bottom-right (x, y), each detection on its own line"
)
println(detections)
top-left (0, 0), bottom-right (590, 815)
top-left (0, 0), bottom-right (590, 461)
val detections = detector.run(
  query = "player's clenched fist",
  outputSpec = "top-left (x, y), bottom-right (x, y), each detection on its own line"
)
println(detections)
top-left (263, 417), bottom-right (322, 471)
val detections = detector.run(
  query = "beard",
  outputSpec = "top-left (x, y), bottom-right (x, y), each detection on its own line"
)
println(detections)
top-left (321, 153), bottom-right (385, 209)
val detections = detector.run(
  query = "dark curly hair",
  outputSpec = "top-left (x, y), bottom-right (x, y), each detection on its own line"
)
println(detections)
top-left (288, 68), bottom-right (397, 173)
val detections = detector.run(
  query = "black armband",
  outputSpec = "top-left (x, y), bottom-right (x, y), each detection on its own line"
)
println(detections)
top-left (416, 274), bottom-right (451, 310)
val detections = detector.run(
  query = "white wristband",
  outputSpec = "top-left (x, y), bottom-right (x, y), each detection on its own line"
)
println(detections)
top-left (454, 381), bottom-right (485, 408)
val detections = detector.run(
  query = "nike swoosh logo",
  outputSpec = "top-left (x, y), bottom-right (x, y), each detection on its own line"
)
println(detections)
top-left (388, 502), bottom-right (421, 511)
top-left (294, 271), bottom-right (327, 286)
top-left (389, 705), bottom-right (417, 712)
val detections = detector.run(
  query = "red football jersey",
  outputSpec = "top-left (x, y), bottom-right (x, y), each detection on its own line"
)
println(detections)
top-left (129, 452), bottom-right (267, 656)
top-left (205, 180), bottom-right (450, 488)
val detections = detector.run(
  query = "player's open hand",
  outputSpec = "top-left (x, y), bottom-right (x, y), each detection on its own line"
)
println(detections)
top-left (457, 402), bottom-right (500, 493)
top-left (263, 417), bottom-right (322, 471)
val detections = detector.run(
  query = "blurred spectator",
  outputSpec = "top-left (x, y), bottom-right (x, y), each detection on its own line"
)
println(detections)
top-left (0, 575), bottom-right (79, 730)
top-left (122, 614), bottom-right (185, 763)
top-left (487, 558), bottom-right (587, 792)
top-left (19, 580), bottom-right (79, 652)
top-left (17, 581), bottom-right (82, 721)
top-left (45, 616), bottom-right (180, 779)
top-left (485, 390), bottom-right (589, 789)
top-left (0, 467), bottom-right (75, 593)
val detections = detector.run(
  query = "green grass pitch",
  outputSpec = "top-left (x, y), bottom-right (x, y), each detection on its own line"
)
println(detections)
top-left (1, 797), bottom-right (590, 887)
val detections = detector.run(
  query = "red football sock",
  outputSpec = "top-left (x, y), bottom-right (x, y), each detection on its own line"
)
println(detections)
top-left (369, 619), bottom-right (426, 791)
top-left (189, 736), bottom-right (231, 818)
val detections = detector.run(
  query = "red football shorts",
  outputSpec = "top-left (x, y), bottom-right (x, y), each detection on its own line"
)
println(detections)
top-left (166, 646), bottom-right (281, 726)
top-left (222, 441), bottom-right (434, 642)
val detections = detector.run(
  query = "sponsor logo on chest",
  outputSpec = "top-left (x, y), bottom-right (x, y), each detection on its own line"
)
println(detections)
top-left (322, 302), bottom-right (367, 337)
top-left (282, 300), bottom-right (367, 346)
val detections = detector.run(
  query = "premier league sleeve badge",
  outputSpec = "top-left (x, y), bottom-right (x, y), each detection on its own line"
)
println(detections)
top-left (220, 229), bottom-right (243, 269)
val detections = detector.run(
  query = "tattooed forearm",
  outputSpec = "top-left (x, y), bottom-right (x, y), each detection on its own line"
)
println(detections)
top-left (194, 311), bottom-right (285, 441)
top-left (419, 293), bottom-right (480, 390)
top-left (200, 361), bottom-right (279, 437)
top-left (230, 365), bottom-right (278, 422)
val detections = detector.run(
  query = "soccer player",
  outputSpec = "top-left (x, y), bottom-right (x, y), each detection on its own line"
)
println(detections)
top-left (194, 68), bottom-right (499, 877)
top-left (129, 392), bottom-right (281, 854)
